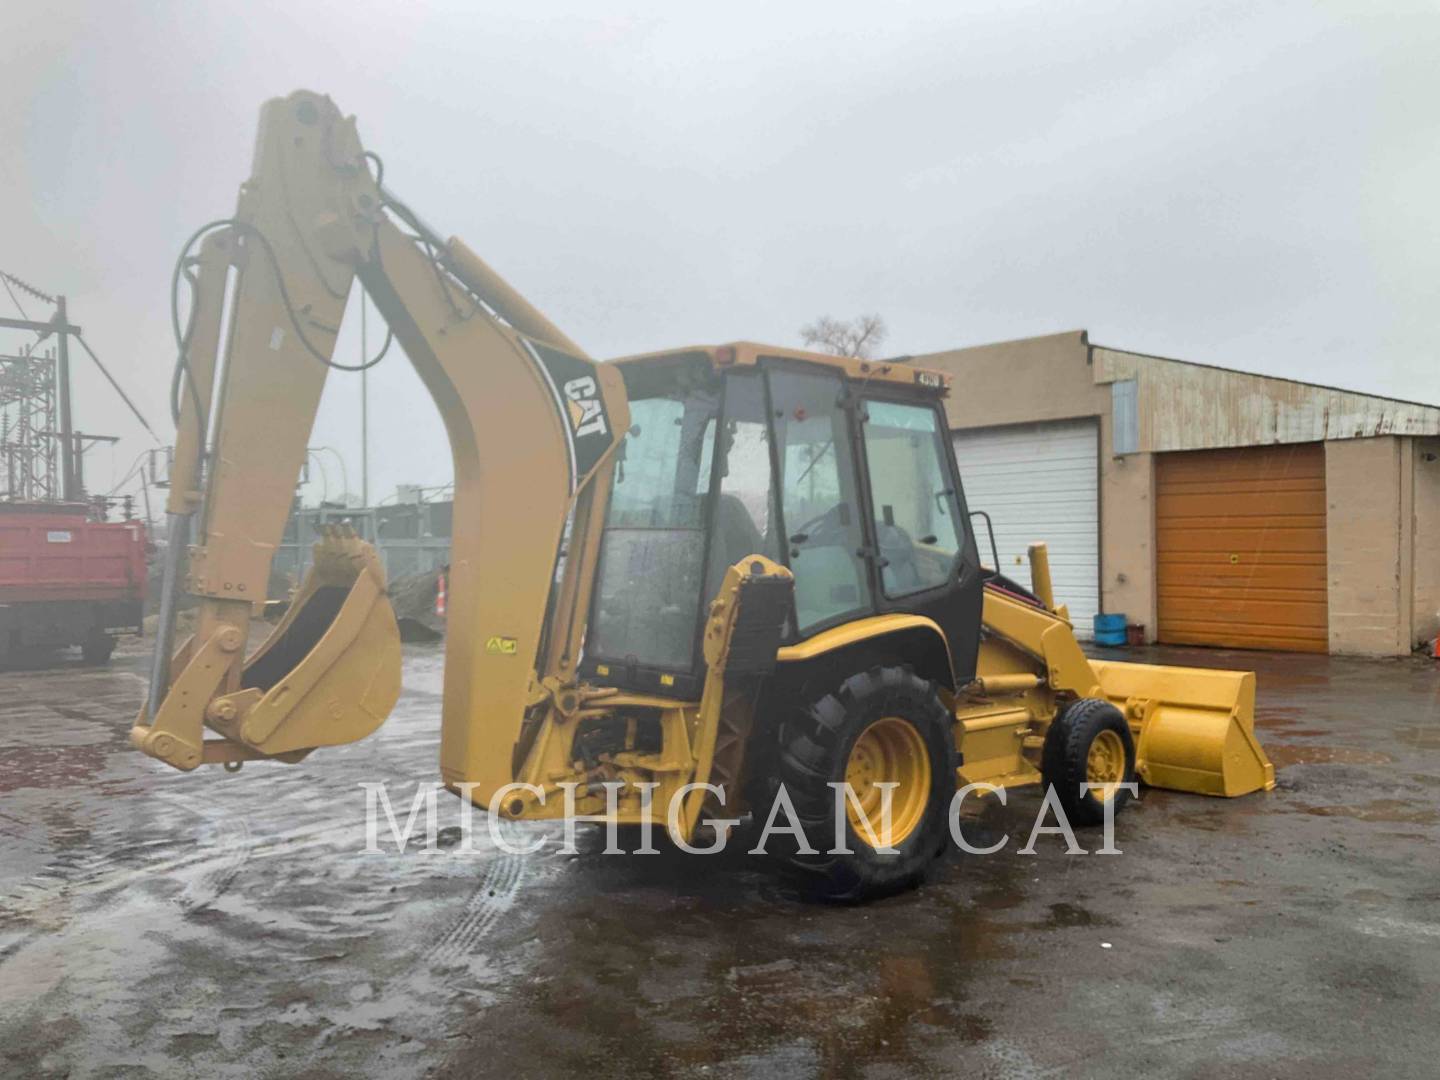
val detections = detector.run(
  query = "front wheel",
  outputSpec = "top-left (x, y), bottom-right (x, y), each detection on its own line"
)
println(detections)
top-left (81, 630), bottom-right (116, 666)
top-left (1041, 698), bottom-right (1137, 827)
top-left (777, 666), bottom-right (955, 902)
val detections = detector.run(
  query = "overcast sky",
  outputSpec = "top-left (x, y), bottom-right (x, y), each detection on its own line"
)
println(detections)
top-left (3, 1), bottom-right (1437, 510)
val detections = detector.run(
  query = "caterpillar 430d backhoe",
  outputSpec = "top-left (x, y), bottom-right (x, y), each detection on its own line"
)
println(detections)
top-left (134, 91), bottom-right (1274, 899)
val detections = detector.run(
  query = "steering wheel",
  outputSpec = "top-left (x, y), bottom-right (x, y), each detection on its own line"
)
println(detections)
top-left (789, 504), bottom-right (849, 548)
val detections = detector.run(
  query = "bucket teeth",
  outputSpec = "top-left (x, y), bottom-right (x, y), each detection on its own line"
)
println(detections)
top-left (308, 527), bottom-right (385, 588)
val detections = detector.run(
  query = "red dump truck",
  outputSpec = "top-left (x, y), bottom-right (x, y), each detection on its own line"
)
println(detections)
top-left (0, 503), bottom-right (147, 665)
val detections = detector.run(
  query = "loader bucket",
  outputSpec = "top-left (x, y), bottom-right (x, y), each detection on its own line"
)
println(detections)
top-left (234, 528), bottom-right (403, 756)
top-left (1089, 659), bottom-right (1275, 798)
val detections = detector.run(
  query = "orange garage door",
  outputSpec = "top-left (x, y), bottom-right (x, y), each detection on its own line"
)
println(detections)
top-left (1156, 443), bottom-right (1327, 652)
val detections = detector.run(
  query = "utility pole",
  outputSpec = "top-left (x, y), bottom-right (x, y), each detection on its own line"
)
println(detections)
top-left (69, 431), bottom-right (119, 498)
top-left (360, 291), bottom-right (370, 508)
top-left (55, 295), bottom-right (76, 500)
top-left (1, 278), bottom-right (146, 508)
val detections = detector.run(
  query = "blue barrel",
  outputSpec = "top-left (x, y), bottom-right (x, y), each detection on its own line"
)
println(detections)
top-left (1093, 613), bottom-right (1127, 646)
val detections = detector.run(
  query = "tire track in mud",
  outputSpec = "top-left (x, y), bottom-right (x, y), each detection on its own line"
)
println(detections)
top-left (423, 845), bottom-right (528, 966)
top-left (5, 647), bottom-right (539, 1014)
top-left (162, 795), bottom-right (255, 913)
top-left (0, 800), bottom-right (359, 917)
top-left (6, 779), bottom-right (535, 961)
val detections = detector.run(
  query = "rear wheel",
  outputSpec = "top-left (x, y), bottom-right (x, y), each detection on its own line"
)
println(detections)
top-left (777, 666), bottom-right (954, 902)
top-left (81, 630), bottom-right (116, 666)
top-left (1041, 698), bottom-right (1136, 827)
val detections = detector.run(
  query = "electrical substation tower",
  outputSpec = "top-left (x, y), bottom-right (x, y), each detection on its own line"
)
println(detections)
top-left (0, 340), bottom-right (60, 502)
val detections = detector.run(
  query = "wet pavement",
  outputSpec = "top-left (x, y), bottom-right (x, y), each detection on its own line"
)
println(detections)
top-left (2, 642), bottom-right (1438, 1079)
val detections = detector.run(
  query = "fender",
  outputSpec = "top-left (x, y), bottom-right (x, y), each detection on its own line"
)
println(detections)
top-left (776, 613), bottom-right (955, 691)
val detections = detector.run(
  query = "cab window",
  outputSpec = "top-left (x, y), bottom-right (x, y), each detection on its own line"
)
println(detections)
top-left (768, 368), bottom-right (870, 632)
top-left (589, 382), bottom-right (720, 671)
top-left (703, 372), bottom-right (784, 604)
top-left (861, 399), bottom-right (964, 598)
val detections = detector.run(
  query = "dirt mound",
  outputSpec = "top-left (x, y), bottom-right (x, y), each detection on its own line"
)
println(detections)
top-left (387, 566), bottom-right (446, 641)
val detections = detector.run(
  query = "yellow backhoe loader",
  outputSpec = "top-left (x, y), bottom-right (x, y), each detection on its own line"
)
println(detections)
top-left (134, 91), bottom-right (1273, 900)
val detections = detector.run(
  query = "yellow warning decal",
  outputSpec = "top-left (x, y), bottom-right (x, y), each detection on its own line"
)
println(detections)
top-left (659, 673), bottom-right (675, 687)
top-left (486, 636), bottom-right (519, 656)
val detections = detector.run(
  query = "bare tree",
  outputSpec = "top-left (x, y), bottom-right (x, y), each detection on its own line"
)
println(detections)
top-left (799, 314), bottom-right (888, 359)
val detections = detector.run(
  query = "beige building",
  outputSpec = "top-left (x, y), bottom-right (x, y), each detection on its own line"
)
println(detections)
top-left (916, 332), bottom-right (1440, 657)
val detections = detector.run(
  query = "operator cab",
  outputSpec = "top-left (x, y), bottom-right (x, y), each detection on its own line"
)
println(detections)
top-left (579, 344), bottom-right (984, 698)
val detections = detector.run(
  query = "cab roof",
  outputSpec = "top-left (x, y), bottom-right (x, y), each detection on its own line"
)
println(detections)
top-left (608, 342), bottom-right (951, 396)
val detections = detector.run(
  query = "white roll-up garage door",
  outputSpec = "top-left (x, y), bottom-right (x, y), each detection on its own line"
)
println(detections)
top-left (952, 419), bottom-right (1100, 638)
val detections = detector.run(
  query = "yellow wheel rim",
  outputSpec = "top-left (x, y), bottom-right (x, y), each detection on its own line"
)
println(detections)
top-left (1086, 728), bottom-right (1127, 802)
top-left (843, 717), bottom-right (931, 848)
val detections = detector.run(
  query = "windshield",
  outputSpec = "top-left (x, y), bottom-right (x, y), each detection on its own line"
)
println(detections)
top-left (587, 375), bottom-right (720, 671)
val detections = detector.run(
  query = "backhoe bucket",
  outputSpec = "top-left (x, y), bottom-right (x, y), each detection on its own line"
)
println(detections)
top-left (1089, 659), bottom-right (1275, 797)
top-left (232, 528), bottom-right (402, 756)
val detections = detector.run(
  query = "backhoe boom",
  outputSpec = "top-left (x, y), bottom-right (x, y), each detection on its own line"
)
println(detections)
top-left (133, 91), bottom-right (628, 806)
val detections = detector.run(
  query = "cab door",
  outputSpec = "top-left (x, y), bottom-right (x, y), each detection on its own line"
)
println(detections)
top-left (856, 395), bottom-right (984, 681)
top-left (766, 366), bottom-right (873, 636)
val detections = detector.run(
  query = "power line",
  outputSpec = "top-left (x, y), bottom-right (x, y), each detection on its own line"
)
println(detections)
top-left (0, 268), bottom-right (57, 309)
top-left (2, 276), bottom-right (32, 321)
top-left (74, 333), bottom-right (161, 445)
top-left (106, 448), bottom-right (150, 496)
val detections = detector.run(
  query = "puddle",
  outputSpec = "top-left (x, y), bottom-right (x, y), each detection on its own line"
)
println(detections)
top-left (1255, 707), bottom-right (1305, 729)
top-left (1266, 744), bottom-right (1394, 768)
top-left (1036, 901), bottom-right (1112, 929)
top-left (1393, 726), bottom-right (1440, 750)
top-left (1301, 799), bottom-right (1439, 826)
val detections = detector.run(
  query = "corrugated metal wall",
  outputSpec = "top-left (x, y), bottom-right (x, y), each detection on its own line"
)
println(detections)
top-left (1094, 347), bottom-right (1440, 451)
